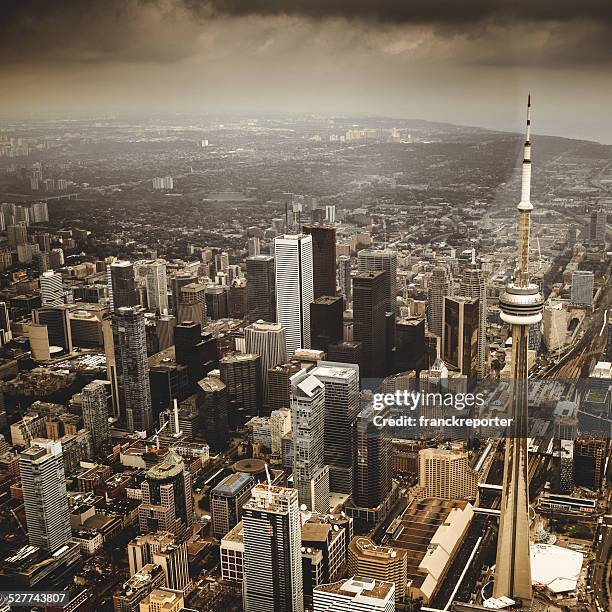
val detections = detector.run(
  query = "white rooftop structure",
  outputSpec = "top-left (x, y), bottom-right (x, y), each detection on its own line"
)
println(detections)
top-left (591, 361), bottom-right (612, 379)
top-left (530, 544), bottom-right (583, 594)
top-left (483, 596), bottom-right (516, 609)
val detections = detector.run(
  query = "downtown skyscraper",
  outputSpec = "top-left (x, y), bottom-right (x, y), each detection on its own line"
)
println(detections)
top-left (113, 306), bottom-right (153, 432)
top-left (459, 257), bottom-right (488, 378)
top-left (246, 254), bottom-right (276, 323)
top-left (81, 379), bottom-right (111, 452)
top-left (570, 270), bottom-right (594, 307)
top-left (428, 265), bottom-right (452, 340)
top-left (39, 270), bottom-right (65, 307)
top-left (309, 364), bottom-right (360, 494)
top-left (353, 271), bottom-right (387, 379)
top-left (177, 282), bottom-right (207, 327)
top-left (108, 259), bottom-right (138, 311)
top-left (357, 249), bottom-right (397, 313)
top-left (442, 296), bottom-right (479, 379)
top-left (274, 234), bottom-right (314, 357)
top-left (354, 402), bottom-right (392, 511)
top-left (20, 439), bottom-right (72, 552)
top-left (142, 259), bottom-right (168, 314)
top-left (303, 225), bottom-right (337, 298)
top-left (337, 255), bottom-right (352, 304)
top-left (310, 295), bottom-right (343, 354)
top-left (139, 450), bottom-right (194, 541)
top-left (290, 369), bottom-right (330, 513)
top-left (245, 320), bottom-right (287, 408)
top-left (242, 484), bottom-right (304, 612)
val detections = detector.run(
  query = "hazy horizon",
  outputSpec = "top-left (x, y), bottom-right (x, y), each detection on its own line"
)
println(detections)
top-left (2, 1), bottom-right (612, 142)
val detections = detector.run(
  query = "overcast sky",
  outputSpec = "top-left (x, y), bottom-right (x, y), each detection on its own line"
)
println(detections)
top-left (2, 1), bottom-right (612, 142)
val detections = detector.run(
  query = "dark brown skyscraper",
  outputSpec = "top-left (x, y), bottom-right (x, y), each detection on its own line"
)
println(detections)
top-left (267, 361), bottom-right (301, 413)
top-left (443, 296), bottom-right (479, 379)
top-left (327, 341), bottom-right (363, 375)
top-left (197, 376), bottom-right (229, 453)
top-left (303, 225), bottom-right (336, 298)
top-left (395, 316), bottom-right (427, 372)
top-left (220, 352), bottom-right (262, 427)
top-left (353, 403), bottom-right (392, 509)
top-left (174, 321), bottom-right (218, 389)
top-left (353, 271), bottom-right (387, 379)
top-left (246, 255), bottom-right (276, 323)
top-left (108, 260), bottom-right (138, 311)
top-left (310, 295), bottom-right (343, 354)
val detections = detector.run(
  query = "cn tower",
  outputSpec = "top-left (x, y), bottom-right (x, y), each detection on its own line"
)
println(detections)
top-left (493, 96), bottom-right (544, 603)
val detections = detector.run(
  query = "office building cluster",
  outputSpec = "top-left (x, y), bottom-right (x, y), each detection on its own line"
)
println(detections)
top-left (0, 100), bottom-right (608, 612)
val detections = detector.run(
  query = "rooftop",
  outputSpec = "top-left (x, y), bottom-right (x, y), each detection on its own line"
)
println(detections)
top-left (147, 450), bottom-right (185, 480)
top-left (530, 543), bottom-right (583, 594)
top-left (315, 576), bottom-right (394, 602)
top-left (386, 498), bottom-right (469, 588)
top-left (197, 376), bottom-right (226, 393)
top-left (212, 472), bottom-right (253, 497)
top-left (310, 364), bottom-right (358, 381)
top-left (313, 295), bottom-right (342, 305)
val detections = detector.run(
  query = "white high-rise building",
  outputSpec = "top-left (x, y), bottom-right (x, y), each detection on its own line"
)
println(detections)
top-left (20, 439), bottom-right (72, 552)
top-left (30, 201), bottom-right (49, 223)
top-left (247, 237), bottom-right (261, 257)
top-left (242, 484), bottom-right (304, 612)
top-left (274, 234), bottom-right (314, 357)
top-left (143, 260), bottom-right (169, 314)
top-left (313, 577), bottom-right (395, 612)
top-left (571, 270), bottom-right (594, 307)
top-left (81, 379), bottom-right (111, 452)
top-left (40, 270), bottom-right (65, 306)
top-left (152, 176), bottom-right (174, 190)
top-left (290, 370), bottom-right (330, 513)
top-left (325, 205), bottom-right (336, 224)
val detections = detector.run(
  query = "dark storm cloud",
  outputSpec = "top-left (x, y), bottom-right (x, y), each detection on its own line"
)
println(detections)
top-left (0, 0), bottom-right (203, 65)
top-left (198, 0), bottom-right (612, 66)
top-left (2, 0), bottom-right (612, 68)
top-left (201, 0), bottom-right (612, 24)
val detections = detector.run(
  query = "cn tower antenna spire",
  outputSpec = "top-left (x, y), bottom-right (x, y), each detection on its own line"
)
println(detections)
top-left (516, 95), bottom-right (533, 287)
top-left (526, 93), bottom-right (531, 139)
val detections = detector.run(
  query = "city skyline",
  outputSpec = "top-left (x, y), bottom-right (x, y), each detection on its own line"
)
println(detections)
top-left (0, 7), bottom-right (610, 610)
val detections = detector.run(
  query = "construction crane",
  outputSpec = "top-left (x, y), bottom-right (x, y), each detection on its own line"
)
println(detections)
top-left (172, 398), bottom-right (182, 438)
top-left (264, 462), bottom-right (273, 505)
top-left (151, 420), bottom-right (169, 450)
